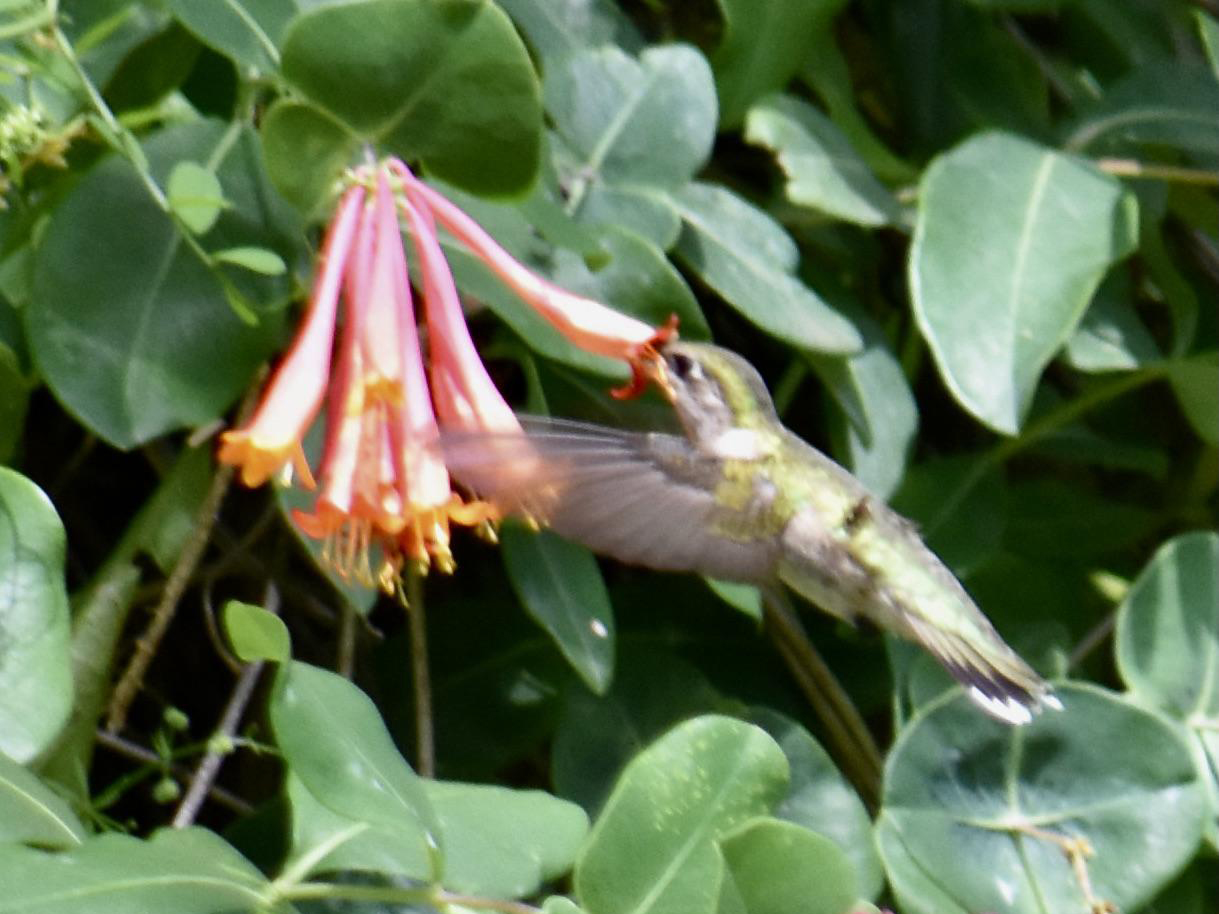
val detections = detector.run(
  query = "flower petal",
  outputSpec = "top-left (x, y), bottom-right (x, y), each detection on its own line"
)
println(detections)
top-left (390, 161), bottom-right (658, 362)
top-left (219, 182), bottom-right (365, 487)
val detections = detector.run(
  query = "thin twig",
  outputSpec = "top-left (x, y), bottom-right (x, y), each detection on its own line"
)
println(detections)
top-left (106, 384), bottom-right (263, 733)
top-left (1067, 611), bottom-right (1117, 671)
top-left (762, 591), bottom-right (883, 808)
top-left (171, 584), bottom-right (279, 827)
top-left (106, 459), bottom-right (236, 732)
top-left (406, 568), bottom-right (435, 777)
top-left (93, 730), bottom-right (253, 816)
top-left (1096, 157), bottom-right (1219, 187)
top-left (337, 600), bottom-right (357, 679)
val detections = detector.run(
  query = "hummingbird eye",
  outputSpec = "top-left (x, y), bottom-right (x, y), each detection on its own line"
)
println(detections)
top-left (669, 352), bottom-right (694, 380)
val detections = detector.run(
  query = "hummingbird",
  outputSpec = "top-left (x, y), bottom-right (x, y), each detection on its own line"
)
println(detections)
top-left (443, 340), bottom-right (1060, 725)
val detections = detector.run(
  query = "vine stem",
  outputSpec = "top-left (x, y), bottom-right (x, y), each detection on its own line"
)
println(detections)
top-left (1096, 157), bottom-right (1219, 187)
top-left (92, 730), bottom-right (252, 815)
top-left (105, 382), bottom-right (261, 733)
top-left (278, 882), bottom-right (540, 913)
top-left (49, 23), bottom-right (169, 211)
top-left (105, 458), bottom-right (235, 733)
top-left (406, 567), bottom-right (435, 777)
top-left (763, 590), bottom-right (883, 809)
top-left (929, 364), bottom-right (1170, 538)
top-left (171, 584), bottom-right (279, 827)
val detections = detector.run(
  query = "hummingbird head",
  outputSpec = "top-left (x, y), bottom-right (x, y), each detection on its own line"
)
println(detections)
top-left (658, 342), bottom-right (778, 443)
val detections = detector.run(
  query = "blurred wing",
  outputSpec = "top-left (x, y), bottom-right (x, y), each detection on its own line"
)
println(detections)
top-left (441, 417), bottom-right (775, 580)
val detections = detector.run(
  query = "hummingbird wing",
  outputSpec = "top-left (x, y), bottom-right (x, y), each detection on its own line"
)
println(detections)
top-left (440, 417), bottom-right (777, 581)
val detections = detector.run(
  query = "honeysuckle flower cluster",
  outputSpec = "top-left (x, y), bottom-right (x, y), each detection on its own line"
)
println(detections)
top-left (219, 157), bottom-right (671, 593)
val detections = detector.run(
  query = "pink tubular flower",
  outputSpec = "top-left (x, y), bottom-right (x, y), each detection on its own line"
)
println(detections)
top-left (219, 183), bottom-right (364, 488)
top-left (220, 156), bottom-right (675, 591)
top-left (389, 161), bottom-right (672, 367)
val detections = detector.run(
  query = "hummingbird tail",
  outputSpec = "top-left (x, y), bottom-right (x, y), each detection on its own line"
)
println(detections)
top-left (905, 614), bottom-right (1062, 725)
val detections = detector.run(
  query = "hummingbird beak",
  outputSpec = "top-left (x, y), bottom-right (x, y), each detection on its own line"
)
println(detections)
top-left (610, 316), bottom-right (680, 401)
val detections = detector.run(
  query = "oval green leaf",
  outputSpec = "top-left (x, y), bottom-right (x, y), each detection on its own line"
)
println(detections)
top-left (672, 182), bottom-right (863, 354)
top-left (709, 0), bottom-right (833, 128)
top-left (167, 161), bottom-right (225, 235)
top-left (552, 649), bottom-right (722, 814)
top-left (0, 468), bottom-right (70, 763)
top-left (426, 779), bottom-right (589, 897)
top-left (166, 0), bottom-right (293, 72)
top-left (0, 828), bottom-right (268, 914)
top-left (546, 44), bottom-right (716, 191)
top-left (719, 817), bottom-right (858, 914)
top-left (745, 93), bottom-right (899, 227)
top-left (877, 684), bottom-right (1206, 914)
top-left (1116, 531), bottom-right (1219, 843)
top-left (501, 525), bottom-right (616, 695)
top-left (575, 714), bottom-right (789, 914)
top-left (0, 751), bottom-right (85, 848)
top-left (27, 121), bottom-right (285, 449)
top-left (748, 708), bottom-right (881, 901)
top-left (910, 131), bottom-right (1138, 433)
top-left (212, 246), bottom-right (287, 276)
top-left (271, 660), bottom-right (441, 877)
top-left (222, 599), bottom-right (290, 663)
top-left (278, 0), bottom-right (542, 196)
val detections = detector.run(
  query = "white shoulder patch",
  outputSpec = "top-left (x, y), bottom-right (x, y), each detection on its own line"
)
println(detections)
top-left (710, 428), bottom-right (765, 460)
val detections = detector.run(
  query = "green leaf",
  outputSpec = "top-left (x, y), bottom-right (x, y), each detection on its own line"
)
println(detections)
top-left (1062, 62), bottom-right (1219, 161)
top-left (575, 715), bottom-right (789, 914)
top-left (0, 344), bottom-right (29, 464)
top-left (27, 120), bottom-right (285, 449)
top-left (703, 578), bottom-right (762, 622)
top-left (1063, 271), bottom-right (1161, 372)
top-left (1002, 478), bottom-right (1159, 559)
top-left (222, 599), bottom-right (290, 663)
top-left (881, 2), bottom-right (1048, 152)
top-left (166, 0), bottom-right (294, 72)
top-left (426, 779), bottom-right (589, 897)
top-left (260, 101), bottom-right (361, 215)
top-left (546, 44), bottom-right (716, 192)
top-left (877, 684), bottom-right (1207, 914)
top-left (747, 709), bottom-right (881, 901)
top-left (544, 898), bottom-right (589, 914)
top-left (671, 183), bottom-right (862, 354)
top-left (497, 0), bottom-right (642, 68)
top-left (911, 131), bottom-right (1138, 433)
top-left (166, 160), bottom-right (225, 235)
top-left (0, 828), bottom-right (269, 914)
top-left (1168, 354), bottom-right (1219, 445)
top-left (275, 0), bottom-right (542, 197)
top-left (272, 661), bottom-right (441, 878)
top-left (0, 468), bottom-right (70, 763)
top-left (552, 649), bottom-right (722, 814)
top-left (889, 455), bottom-right (1006, 577)
top-left (283, 772), bottom-right (428, 880)
top-left (745, 93), bottom-right (899, 227)
top-left (501, 525), bottom-right (616, 695)
top-left (719, 817), bottom-right (857, 914)
top-left (810, 311), bottom-right (917, 500)
top-left (212, 246), bottom-right (287, 275)
top-left (1115, 531), bottom-right (1219, 843)
top-left (0, 750), bottom-right (85, 848)
top-left (710, 0), bottom-right (838, 127)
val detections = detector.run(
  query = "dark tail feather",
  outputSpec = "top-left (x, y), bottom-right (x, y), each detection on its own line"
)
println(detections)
top-left (906, 614), bottom-right (1062, 725)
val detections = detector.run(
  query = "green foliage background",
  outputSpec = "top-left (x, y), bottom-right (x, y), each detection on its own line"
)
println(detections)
top-left (0, 0), bottom-right (1217, 912)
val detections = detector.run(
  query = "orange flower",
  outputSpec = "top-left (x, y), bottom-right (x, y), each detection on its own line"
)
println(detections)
top-left (220, 157), bottom-right (676, 591)
top-left (218, 183), bottom-right (364, 488)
